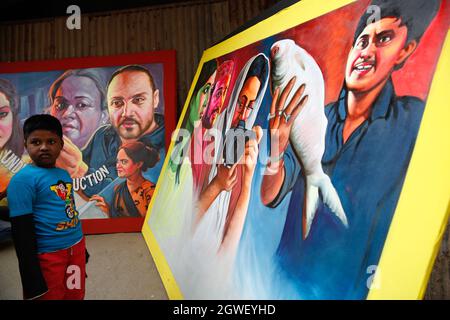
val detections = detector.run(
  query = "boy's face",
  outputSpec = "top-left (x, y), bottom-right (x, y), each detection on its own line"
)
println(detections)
top-left (25, 130), bottom-right (64, 168)
top-left (345, 17), bottom-right (416, 93)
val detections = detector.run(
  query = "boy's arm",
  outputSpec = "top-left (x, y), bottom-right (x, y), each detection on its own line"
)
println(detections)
top-left (10, 214), bottom-right (48, 300)
top-left (8, 174), bottom-right (48, 300)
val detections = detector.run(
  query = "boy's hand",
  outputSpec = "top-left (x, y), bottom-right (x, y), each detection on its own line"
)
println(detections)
top-left (56, 136), bottom-right (88, 178)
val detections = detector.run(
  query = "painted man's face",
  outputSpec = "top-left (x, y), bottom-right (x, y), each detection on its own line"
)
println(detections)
top-left (231, 76), bottom-right (261, 128)
top-left (50, 75), bottom-right (103, 149)
top-left (116, 148), bottom-right (142, 179)
top-left (0, 92), bottom-right (13, 149)
top-left (201, 73), bottom-right (231, 129)
top-left (345, 17), bottom-right (415, 93)
top-left (108, 70), bottom-right (159, 140)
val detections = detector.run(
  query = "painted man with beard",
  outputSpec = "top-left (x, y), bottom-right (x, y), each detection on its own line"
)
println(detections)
top-left (56, 65), bottom-right (165, 197)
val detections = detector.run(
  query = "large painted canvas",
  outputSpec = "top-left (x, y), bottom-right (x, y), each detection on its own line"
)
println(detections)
top-left (0, 51), bottom-right (176, 233)
top-left (143, 0), bottom-right (450, 299)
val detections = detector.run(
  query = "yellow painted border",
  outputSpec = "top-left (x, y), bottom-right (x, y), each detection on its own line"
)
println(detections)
top-left (141, 222), bottom-right (183, 299)
top-left (367, 31), bottom-right (450, 300)
top-left (142, 0), bottom-right (450, 300)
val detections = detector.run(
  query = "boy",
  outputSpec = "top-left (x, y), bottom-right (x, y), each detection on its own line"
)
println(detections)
top-left (7, 114), bottom-right (86, 300)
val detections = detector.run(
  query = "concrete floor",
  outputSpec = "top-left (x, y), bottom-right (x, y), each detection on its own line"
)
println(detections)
top-left (0, 233), bottom-right (168, 300)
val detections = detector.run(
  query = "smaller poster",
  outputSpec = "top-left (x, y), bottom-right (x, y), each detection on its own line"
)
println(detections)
top-left (0, 51), bottom-right (177, 233)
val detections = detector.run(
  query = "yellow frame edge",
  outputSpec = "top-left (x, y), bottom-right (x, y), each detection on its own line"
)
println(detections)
top-left (368, 30), bottom-right (450, 300)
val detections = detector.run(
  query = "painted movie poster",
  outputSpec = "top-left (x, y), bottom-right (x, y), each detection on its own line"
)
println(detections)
top-left (147, 0), bottom-right (449, 299)
top-left (0, 53), bottom-right (175, 232)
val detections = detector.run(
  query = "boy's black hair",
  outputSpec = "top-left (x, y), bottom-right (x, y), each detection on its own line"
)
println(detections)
top-left (354, 0), bottom-right (440, 69)
top-left (23, 114), bottom-right (63, 141)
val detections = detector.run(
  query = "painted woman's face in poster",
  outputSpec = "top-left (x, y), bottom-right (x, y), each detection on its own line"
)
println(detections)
top-left (201, 61), bottom-right (234, 129)
top-left (0, 92), bottom-right (13, 149)
top-left (201, 76), bottom-right (228, 128)
top-left (50, 75), bottom-right (105, 149)
top-left (116, 148), bottom-right (142, 179)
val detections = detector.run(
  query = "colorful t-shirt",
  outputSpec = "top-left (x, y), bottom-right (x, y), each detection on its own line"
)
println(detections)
top-left (7, 164), bottom-right (83, 254)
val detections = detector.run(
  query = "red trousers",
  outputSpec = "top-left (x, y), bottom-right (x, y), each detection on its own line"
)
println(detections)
top-left (37, 237), bottom-right (86, 300)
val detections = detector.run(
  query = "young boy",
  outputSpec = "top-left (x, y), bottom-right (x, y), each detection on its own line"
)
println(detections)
top-left (7, 114), bottom-right (86, 300)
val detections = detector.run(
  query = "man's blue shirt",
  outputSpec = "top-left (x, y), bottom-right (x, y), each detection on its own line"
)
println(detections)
top-left (269, 79), bottom-right (424, 299)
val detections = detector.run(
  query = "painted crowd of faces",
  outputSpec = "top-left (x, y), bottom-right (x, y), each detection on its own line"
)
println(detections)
top-left (0, 63), bottom-right (165, 219)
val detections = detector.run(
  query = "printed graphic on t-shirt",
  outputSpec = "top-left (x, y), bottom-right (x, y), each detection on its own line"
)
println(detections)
top-left (50, 180), bottom-right (80, 231)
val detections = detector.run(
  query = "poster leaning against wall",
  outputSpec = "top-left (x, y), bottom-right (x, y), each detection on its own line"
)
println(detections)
top-left (0, 50), bottom-right (177, 234)
top-left (143, 0), bottom-right (450, 299)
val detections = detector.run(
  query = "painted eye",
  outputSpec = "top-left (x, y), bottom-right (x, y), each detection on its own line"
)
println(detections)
top-left (75, 102), bottom-right (89, 110)
top-left (0, 111), bottom-right (9, 118)
top-left (203, 85), bottom-right (211, 94)
top-left (111, 100), bottom-right (124, 108)
top-left (379, 35), bottom-right (392, 44)
top-left (215, 88), bottom-right (223, 99)
top-left (132, 97), bottom-right (145, 104)
top-left (55, 102), bottom-right (68, 111)
top-left (356, 38), bottom-right (368, 49)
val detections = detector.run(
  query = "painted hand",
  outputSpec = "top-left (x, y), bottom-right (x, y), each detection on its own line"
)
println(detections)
top-left (89, 194), bottom-right (110, 217)
top-left (269, 76), bottom-right (308, 161)
top-left (214, 162), bottom-right (239, 192)
top-left (56, 136), bottom-right (88, 178)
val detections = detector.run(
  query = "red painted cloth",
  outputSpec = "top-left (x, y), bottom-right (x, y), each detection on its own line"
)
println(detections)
top-left (36, 237), bottom-right (86, 300)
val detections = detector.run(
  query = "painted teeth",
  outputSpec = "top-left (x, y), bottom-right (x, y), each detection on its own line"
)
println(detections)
top-left (355, 65), bottom-right (373, 71)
